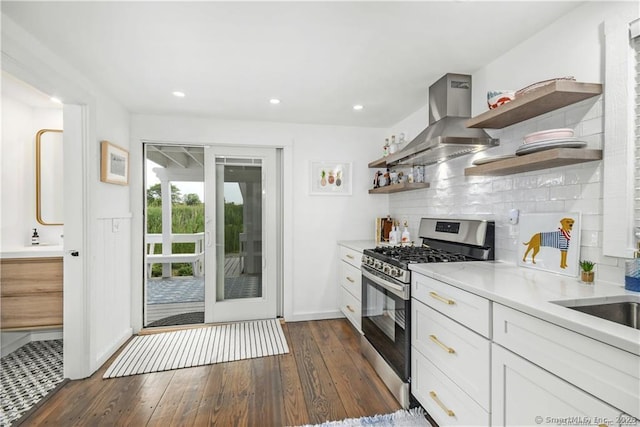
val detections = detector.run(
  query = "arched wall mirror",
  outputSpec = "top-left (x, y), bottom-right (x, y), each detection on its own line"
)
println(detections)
top-left (36, 129), bottom-right (63, 225)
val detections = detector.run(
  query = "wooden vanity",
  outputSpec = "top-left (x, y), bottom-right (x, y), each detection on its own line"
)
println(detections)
top-left (1, 256), bottom-right (63, 330)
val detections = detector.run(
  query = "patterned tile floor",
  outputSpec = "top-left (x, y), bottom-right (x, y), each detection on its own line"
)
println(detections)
top-left (0, 340), bottom-right (63, 426)
top-left (146, 275), bottom-right (262, 305)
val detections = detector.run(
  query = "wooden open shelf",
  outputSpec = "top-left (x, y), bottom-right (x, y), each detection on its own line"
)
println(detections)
top-left (464, 148), bottom-right (602, 176)
top-left (466, 81), bottom-right (602, 129)
top-left (368, 182), bottom-right (430, 194)
top-left (368, 157), bottom-right (388, 168)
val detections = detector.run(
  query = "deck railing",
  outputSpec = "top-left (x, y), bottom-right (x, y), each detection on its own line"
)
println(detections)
top-left (146, 232), bottom-right (205, 277)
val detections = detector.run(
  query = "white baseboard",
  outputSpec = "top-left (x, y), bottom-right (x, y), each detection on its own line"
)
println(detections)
top-left (95, 328), bottom-right (132, 370)
top-left (288, 310), bottom-right (344, 322)
top-left (1, 332), bottom-right (31, 357)
top-left (30, 330), bottom-right (64, 341)
top-left (1, 329), bottom-right (64, 357)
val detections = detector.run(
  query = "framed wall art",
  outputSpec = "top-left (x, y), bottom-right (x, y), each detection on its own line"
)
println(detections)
top-left (518, 212), bottom-right (582, 277)
top-left (100, 140), bottom-right (129, 185)
top-left (309, 161), bottom-right (352, 195)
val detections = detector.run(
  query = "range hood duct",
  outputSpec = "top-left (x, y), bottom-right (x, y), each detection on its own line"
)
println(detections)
top-left (385, 73), bottom-right (498, 166)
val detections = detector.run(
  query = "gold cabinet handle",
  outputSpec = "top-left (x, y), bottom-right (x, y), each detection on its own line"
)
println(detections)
top-left (429, 334), bottom-right (455, 354)
top-left (346, 305), bottom-right (355, 313)
top-left (346, 276), bottom-right (355, 283)
top-left (429, 291), bottom-right (455, 305)
top-left (429, 391), bottom-right (455, 417)
top-left (346, 254), bottom-right (355, 259)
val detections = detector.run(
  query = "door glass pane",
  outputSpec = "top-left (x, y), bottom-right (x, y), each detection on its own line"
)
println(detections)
top-left (144, 144), bottom-right (205, 327)
top-left (216, 157), bottom-right (262, 300)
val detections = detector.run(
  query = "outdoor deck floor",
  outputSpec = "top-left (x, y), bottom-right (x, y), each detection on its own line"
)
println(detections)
top-left (145, 256), bottom-right (260, 325)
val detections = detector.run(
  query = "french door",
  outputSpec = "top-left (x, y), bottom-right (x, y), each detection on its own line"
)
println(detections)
top-left (204, 146), bottom-right (277, 322)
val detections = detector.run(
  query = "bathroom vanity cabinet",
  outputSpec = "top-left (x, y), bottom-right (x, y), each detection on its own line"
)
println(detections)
top-left (1, 257), bottom-right (63, 330)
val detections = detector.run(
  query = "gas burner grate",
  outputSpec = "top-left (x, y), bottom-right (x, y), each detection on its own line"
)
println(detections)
top-left (371, 245), bottom-right (468, 264)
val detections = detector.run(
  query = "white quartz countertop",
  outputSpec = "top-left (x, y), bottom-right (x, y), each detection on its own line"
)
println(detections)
top-left (337, 240), bottom-right (377, 253)
top-left (410, 261), bottom-right (640, 356)
top-left (1, 245), bottom-right (64, 259)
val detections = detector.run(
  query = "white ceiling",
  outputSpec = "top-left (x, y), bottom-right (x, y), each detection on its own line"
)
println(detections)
top-left (1, 1), bottom-right (583, 127)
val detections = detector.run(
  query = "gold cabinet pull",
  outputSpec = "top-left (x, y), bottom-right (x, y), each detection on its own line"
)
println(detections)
top-left (346, 254), bottom-right (355, 259)
top-left (429, 334), bottom-right (455, 354)
top-left (429, 291), bottom-right (455, 305)
top-left (346, 305), bottom-right (355, 313)
top-left (346, 276), bottom-right (355, 283)
top-left (430, 391), bottom-right (455, 417)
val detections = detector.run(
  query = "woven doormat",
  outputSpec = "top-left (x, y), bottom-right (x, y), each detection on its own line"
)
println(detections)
top-left (103, 319), bottom-right (288, 379)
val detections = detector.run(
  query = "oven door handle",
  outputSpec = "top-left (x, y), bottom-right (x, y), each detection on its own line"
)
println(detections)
top-left (362, 267), bottom-right (409, 300)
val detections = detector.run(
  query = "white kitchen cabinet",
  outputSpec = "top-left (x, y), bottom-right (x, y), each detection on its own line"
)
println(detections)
top-left (493, 303), bottom-right (640, 419)
top-left (492, 343), bottom-right (623, 427)
top-left (412, 298), bottom-right (491, 410)
top-left (412, 345), bottom-right (490, 426)
top-left (412, 272), bottom-right (491, 338)
top-left (411, 271), bottom-right (491, 421)
top-left (338, 244), bottom-right (363, 332)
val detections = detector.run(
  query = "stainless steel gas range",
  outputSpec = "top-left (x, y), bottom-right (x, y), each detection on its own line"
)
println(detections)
top-left (360, 217), bottom-right (495, 408)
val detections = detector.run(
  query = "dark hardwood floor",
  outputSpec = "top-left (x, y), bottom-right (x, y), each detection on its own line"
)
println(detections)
top-left (18, 319), bottom-right (401, 426)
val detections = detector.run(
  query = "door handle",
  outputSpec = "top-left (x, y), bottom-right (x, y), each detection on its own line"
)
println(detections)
top-left (67, 250), bottom-right (79, 257)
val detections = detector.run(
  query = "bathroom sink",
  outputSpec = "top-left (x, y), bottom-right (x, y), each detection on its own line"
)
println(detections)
top-left (553, 296), bottom-right (640, 330)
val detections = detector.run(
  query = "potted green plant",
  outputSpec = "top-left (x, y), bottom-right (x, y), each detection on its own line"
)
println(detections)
top-left (579, 260), bottom-right (596, 283)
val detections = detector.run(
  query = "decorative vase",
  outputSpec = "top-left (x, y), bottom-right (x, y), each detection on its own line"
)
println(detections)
top-left (580, 270), bottom-right (594, 284)
top-left (625, 259), bottom-right (640, 292)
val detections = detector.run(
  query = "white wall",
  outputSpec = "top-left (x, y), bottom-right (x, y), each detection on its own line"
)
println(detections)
top-left (386, 1), bottom-right (638, 285)
top-left (1, 95), bottom-right (63, 248)
top-left (2, 14), bottom-right (132, 377)
top-left (130, 115), bottom-right (386, 323)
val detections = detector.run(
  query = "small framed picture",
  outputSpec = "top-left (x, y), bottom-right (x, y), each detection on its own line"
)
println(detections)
top-left (100, 140), bottom-right (129, 185)
top-left (309, 161), bottom-right (352, 195)
top-left (518, 212), bottom-right (582, 277)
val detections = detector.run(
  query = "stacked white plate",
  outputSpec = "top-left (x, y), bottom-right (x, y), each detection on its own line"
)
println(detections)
top-left (516, 128), bottom-right (586, 156)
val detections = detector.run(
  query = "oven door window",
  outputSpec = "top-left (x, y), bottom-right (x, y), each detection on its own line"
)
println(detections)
top-left (361, 273), bottom-right (409, 381)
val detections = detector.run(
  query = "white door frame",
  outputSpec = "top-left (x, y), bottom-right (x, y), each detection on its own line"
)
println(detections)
top-left (62, 104), bottom-right (91, 379)
top-left (204, 145), bottom-right (278, 322)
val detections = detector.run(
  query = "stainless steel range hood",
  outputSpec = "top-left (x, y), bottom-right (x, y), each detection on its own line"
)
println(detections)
top-left (385, 73), bottom-right (498, 166)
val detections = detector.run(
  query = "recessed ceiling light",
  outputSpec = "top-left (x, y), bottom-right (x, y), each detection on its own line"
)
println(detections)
top-left (172, 91), bottom-right (185, 98)
top-left (353, 104), bottom-right (364, 111)
top-left (269, 98), bottom-right (281, 105)
top-left (50, 97), bottom-right (62, 104)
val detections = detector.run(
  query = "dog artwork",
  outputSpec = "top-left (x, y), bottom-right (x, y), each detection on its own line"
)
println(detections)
top-left (522, 217), bottom-right (575, 269)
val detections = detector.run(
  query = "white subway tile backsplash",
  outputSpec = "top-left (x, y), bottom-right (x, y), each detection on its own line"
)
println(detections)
top-left (566, 198), bottom-right (602, 215)
top-left (521, 187), bottom-right (549, 202)
top-left (514, 176), bottom-right (539, 189)
top-left (533, 200), bottom-right (566, 212)
top-left (389, 100), bottom-right (625, 284)
top-left (580, 230), bottom-right (601, 247)
top-left (537, 172), bottom-right (565, 187)
top-left (537, 114), bottom-right (567, 132)
top-left (549, 184), bottom-right (581, 200)
top-left (579, 182), bottom-right (602, 199)
top-left (564, 164), bottom-right (602, 184)
top-left (491, 178), bottom-right (513, 192)
top-left (595, 264), bottom-right (625, 285)
top-left (580, 214), bottom-right (602, 231)
top-left (580, 116), bottom-right (604, 137)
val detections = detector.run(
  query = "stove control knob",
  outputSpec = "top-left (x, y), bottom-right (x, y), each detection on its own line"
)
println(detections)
top-left (374, 261), bottom-right (382, 269)
top-left (390, 268), bottom-right (399, 277)
top-left (383, 265), bottom-right (389, 274)
top-left (368, 258), bottom-right (374, 266)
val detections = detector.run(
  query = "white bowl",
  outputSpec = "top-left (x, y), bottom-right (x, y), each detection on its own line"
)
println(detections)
top-left (487, 90), bottom-right (515, 110)
top-left (524, 128), bottom-right (574, 144)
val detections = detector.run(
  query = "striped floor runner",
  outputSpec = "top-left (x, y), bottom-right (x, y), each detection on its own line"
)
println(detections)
top-left (103, 319), bottom-right (288, 379)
